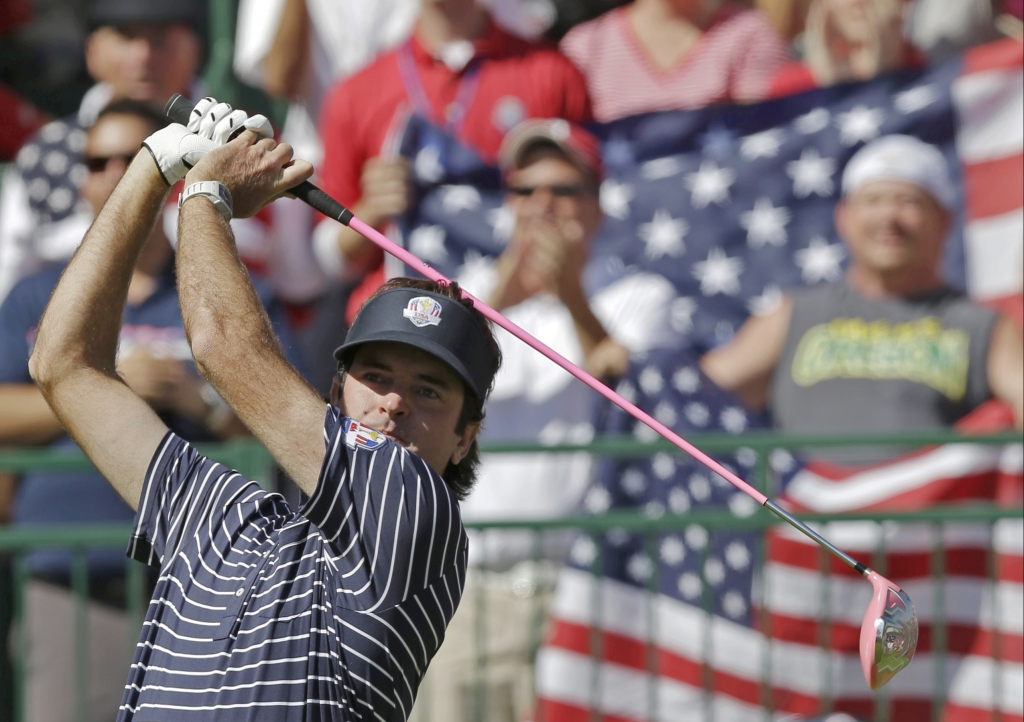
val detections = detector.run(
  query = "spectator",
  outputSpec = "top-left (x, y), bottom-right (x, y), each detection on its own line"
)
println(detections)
top-left (0, 0), bottom-right (205, 304)
top-left (768, 0), bottom-right (922, 97)
top-left (458, 119), bottom-right (677, 555)
top-left (0, 100), bottom-right (304, 722)
top-left (311, 0), bottom-right (592, 333)
top-left (414, 119), bottom-right (677, 720)
top-left (700, 135), bottom-right (1024, 462)
top-left (559, 0), bottom-right (791, 123)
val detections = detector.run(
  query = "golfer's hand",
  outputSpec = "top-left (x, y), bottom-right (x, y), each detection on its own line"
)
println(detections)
top-left (355, 156), bottom-right (412, 228)
top-left (185, 131), bottom-right (314, 218)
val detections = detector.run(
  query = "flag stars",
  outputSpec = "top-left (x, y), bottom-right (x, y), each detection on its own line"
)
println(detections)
top-left (685, 525), bottom-right (709, 550)
top-left (570, 535), bottom-right (598, 566)
top-left (672, 366), bottom-right (700, 394)
top-left (685, 161), bottom-right (736, 208)
top-left (678, 572), bottom-right (702, 600)
top-left (439, 184), bottom-right (482, 213)
top-left (584, 486), bottom-right (611, 513)
top-left (787, 148), bottom-right (836, 198)
top-left (794, 107), bottom-right (830, 135)
top-left (795, 236), bottom-right (846, 283)
top-left (653, 400), bottom-right (678, 427)
top-left (639, 366), bottom-right (665, 395)
top-left (621, 469), bottom-right (648, 496)
top-left (720, 406), bottom-right (748, 433)
top-left (835, 105), bottom-right (886, 146)
top-left (626, 553), bottom-right (651, 581)
top-left (652, 453), bottom-right (676, 479)
top-left (414, 145), bottom-right (444, 183)
top-left (740, 198), bottom-right (791, 248)
top-left (641, 156), bottom-right (682, 179)
top-left (725, 540), bottom-right (751, 570)
top-left (639, 209), bottom-right (689, 259)
top-left (689, 473), bottom-right (711, 501)
top-left (722, 590), bottom-right (747, 618)
top-left (486, 205), bottom-right (515, 242)
top-left (668, 487), bottom-right (691, 513)
top-left (685, 401), bottom-right (710, 427)
top-left (669, 297), bottom-right (697, 334)
top-left (895, 85), bottom-right (939, 114)
top-left (600, 179), bottom-right (634, 220)
top-left (740, 128), bottom-right (785, 159)
top-left (729, 493), bottom-right (758, 518)
top-left (693, 247), bottom-right (744, 296)
top-left (660, 537), bottom-right (686, 565)
top-left (408, 225), bottom-right (448, 262)
top-left (704, 557), bottom-right (726, 586)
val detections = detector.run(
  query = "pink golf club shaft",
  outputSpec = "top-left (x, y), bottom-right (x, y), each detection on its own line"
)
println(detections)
top-left (351, 213), bottom-right (873, 578)
top-left (160, 93), bottom-right (869, 575)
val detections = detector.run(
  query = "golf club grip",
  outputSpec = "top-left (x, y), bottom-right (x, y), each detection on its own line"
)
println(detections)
top-left (163, 94), bottom-right (353, 225)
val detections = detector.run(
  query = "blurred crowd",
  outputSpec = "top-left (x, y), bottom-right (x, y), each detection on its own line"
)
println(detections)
top-left (0, 0), bottom-right (1022, 720)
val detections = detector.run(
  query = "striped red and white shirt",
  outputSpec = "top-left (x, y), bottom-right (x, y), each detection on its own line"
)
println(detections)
top-left (560, 4), bottom-right (791, 122)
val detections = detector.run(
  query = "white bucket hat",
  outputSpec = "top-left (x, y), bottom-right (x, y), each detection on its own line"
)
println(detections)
top-left (841, 135), bottom-right (955, 210)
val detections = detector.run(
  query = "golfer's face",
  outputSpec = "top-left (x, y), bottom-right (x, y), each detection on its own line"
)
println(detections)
top-left (340, 342), bottom-right (477, 475)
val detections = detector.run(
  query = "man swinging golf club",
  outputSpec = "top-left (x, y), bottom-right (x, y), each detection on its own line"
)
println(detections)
top-left (30, 100), bottom-right (501, 718)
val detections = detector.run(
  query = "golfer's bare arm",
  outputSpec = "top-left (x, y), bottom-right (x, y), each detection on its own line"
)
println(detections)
top-left (175, 135), bottom-right (324, 495)
top-left (986, 314), bottom-right (1024, 428)
top-left (699, 295), bottom-right (794, 410)
top-left (28, 155), bottom-right (173, 511)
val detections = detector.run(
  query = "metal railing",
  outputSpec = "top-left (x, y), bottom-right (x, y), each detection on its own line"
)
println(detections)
top-left (0, 429), bottom-right (1020, 722)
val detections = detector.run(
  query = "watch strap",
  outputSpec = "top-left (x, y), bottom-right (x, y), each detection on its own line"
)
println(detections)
top-left (179, 180), bottom-right (233, 220)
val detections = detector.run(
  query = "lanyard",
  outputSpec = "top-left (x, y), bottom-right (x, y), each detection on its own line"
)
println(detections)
top-left (397, 40), bottom-right (482, 136)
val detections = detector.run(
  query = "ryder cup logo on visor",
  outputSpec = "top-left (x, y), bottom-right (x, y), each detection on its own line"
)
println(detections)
top-left (402, 296), bottom-right (443, 328)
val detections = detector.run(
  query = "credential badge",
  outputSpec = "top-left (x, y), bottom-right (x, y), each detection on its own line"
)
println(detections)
top-left (402, 296), bottom-right (443, 328)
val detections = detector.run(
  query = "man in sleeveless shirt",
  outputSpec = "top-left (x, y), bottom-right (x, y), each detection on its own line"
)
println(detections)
top-left (701, 135), bottom-right (1023, 462)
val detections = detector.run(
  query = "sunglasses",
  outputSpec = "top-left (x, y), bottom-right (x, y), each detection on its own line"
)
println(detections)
top-left (508, 184), bottom-right (586, 198)
top-left (84, 153), bottom-right (137, 173)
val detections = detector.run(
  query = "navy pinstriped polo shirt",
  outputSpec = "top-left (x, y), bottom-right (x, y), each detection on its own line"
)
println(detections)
top-left (119, 406), bottom-right (467, 720)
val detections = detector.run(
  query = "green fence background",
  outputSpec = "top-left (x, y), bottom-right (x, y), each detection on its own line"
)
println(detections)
top-left (0, 430), bottom-right (1020, 722)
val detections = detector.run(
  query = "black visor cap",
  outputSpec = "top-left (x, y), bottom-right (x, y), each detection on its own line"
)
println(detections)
top-left (334, 288), bottom-right (494, 401)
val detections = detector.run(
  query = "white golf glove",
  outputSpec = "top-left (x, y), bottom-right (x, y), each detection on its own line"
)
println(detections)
top-left (187, 97), bottom-right (273, 144)
top-left (141, 98), bottom-right (274, 185)
top-left (142, 124), bottom-right (216, 185)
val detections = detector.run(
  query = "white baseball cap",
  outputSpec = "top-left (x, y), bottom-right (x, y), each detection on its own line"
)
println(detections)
top-left (841, 135), bottom-right (955, 210)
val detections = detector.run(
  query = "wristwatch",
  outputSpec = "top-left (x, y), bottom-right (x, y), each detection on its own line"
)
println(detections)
top-left (179, 180), bottom-right (233, 220)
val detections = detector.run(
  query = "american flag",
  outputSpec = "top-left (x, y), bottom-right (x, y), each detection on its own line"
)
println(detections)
top-left (391, 38), bottom-right (1024, 721)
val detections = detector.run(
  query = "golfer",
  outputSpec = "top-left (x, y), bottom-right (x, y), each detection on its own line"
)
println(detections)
top-left (29, 101), bottom-right (501, 719)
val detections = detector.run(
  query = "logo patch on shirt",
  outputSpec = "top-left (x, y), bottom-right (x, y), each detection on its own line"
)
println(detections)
top-left (344, 420), bottom-right (388, 451)
top-left (402, 296), bottom-right (443, 327)
top-left (791, 316), bottom-right (970, 400)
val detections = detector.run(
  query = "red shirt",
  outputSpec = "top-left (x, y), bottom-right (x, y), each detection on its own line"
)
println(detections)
top-left (317, 19), bottom-right (591, 320)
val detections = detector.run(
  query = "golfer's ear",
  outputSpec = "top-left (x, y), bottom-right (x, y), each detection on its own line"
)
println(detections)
top-left (450, 421), bottom-right (480, 465)
top-left (329, 374), bottom-right (344, 408)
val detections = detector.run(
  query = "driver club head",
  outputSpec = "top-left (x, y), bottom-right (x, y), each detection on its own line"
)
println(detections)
top-left (860, 571), bottom-right (919, 690)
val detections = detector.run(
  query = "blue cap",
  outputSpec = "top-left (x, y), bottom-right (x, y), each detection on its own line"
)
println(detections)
top-left (334, 288), bottom-right (496, 400)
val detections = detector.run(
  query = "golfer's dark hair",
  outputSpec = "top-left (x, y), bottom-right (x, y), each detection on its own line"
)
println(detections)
top-left (338, 277), bottom-right (502, 500)
top-left (96, 99), bottom-right (171, 131)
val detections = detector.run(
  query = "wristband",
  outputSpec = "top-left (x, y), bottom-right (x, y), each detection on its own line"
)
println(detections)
top-left (179, 181), bottom-right (233, 220)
